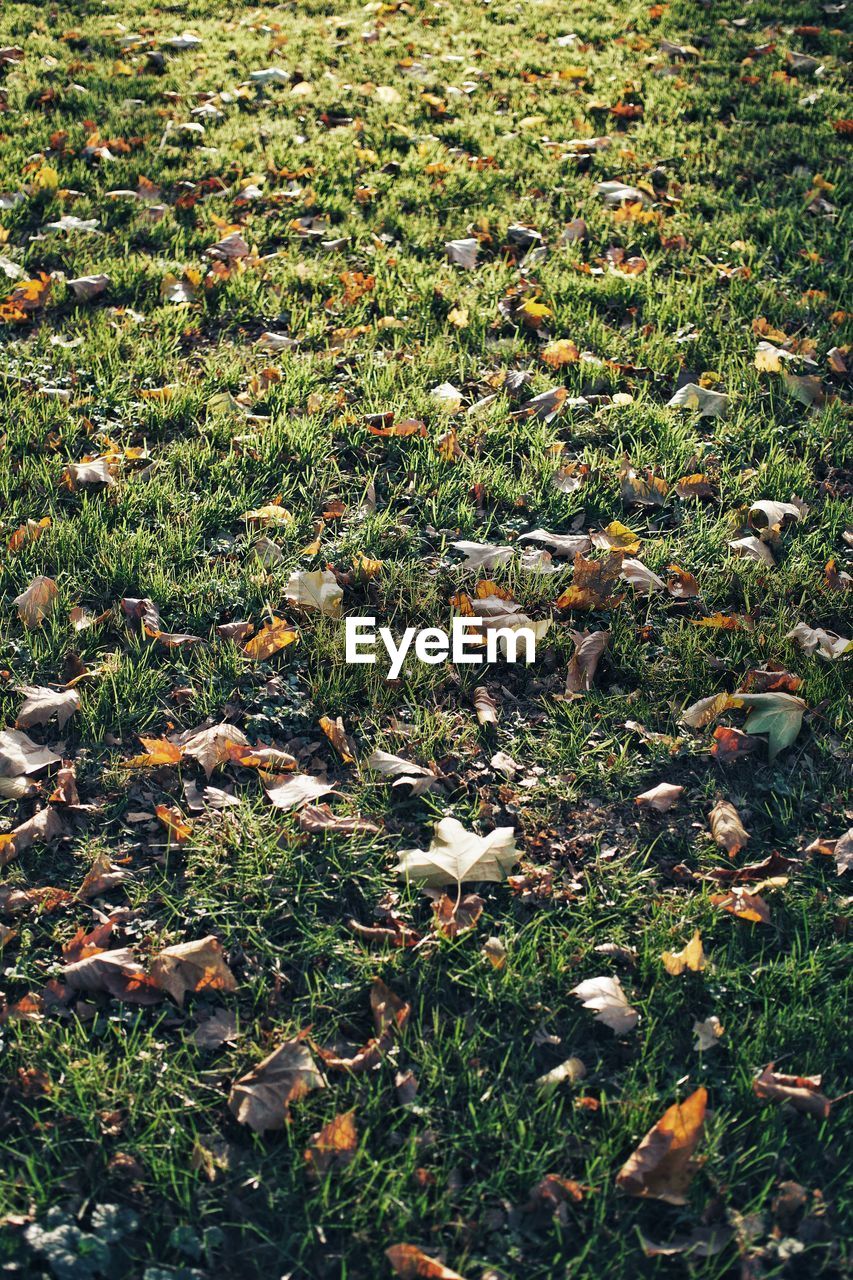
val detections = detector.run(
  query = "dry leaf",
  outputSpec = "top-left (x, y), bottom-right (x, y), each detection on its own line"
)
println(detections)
top-left (385, 1245), bottom-right (467, 1280)
top-left (242, 617), bottom-right (298, 660)
top-left (635, 783), bottom-right (683, 812)
top-left (179, 724), bottom-right (249, 777)
top-left (554, 552), bottom-right (623, 611)
top-left (620, 459), bottom-right (668, 506)
top-left (155, 804), bottom-right (193, 842)
top-left (285, 569), bottom-right (343, 617)
top-left (319, 715), bottom-right (356, 763)
top-left (661, 930), bottom-right (706, 975)
top-left (297, 805), bottom-right (380, 836)
top-left (566, 629), bottom-right (609, 692)
top-left (304, 1109), bottom-right (358, 1177)
top-left (570, 976), bottom-right (638, 1034)
top-left (0, 728), bottom-right (60, 777)
top-left (191, 1008), bottom-right (239, 1049)
top-left (14, 576), bottom-right (58, 628)
top-left (264, 773), bottom-right (335, 812)
top-left (16, 686), bottom-right (80, 731)
top-left (708, 800), bottom-right (749, 855)
top-left (753, 1065), bottom-right (833, 1118)
top-left (229, 1039), bottom-right (325, 1131)
top-left (396, 817), bottom-right (520, 887)
top-left (710, 888), bottom-right (772, 924)
top-left (616, 1087), bottom-right (707, 1203)
top-left (693, 1017), bottom-right (724, 1052)
top-left (590, 520), bottom-right (640, 554)
top-left (0, 806), bottom-right (65, 867)
top-left (473, 686), bottom-right (499, 725)
top-left (149, 936), bottom-right (237, 1006)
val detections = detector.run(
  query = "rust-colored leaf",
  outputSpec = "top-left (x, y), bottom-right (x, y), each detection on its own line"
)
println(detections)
top-left (616, 1087), bottom-right (707, 1204)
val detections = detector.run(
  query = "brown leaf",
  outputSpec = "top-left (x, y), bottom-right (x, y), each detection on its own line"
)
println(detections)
top-left (616, 1087), bottom-right (707, 1204)
top-left (710, 888), bottom-right (772, 924)
top-left (8, 516), bottom-right (50, 553)
top-left (179, 723), bottom-right (249, 776)
top-left (708, 800), bottom-right (749, 855)
top-left (566, 629), bottom-right (610, 692)
top-left (753, 1065), bottom-right (835, 1118)
top-left (385, 1245), bottom-right (467, 1279)
top-left (62, 947), bottom-right (163, 1005)
top-left (554, 552), bottom-right (623, 611)
top-left (666, 565), bottom-right (700, 598)
top-left (229, 1039), bottom-right (325, 1132)
top-left (14, 576), bottom-right (58, 628)
top-left (127, 736), bottom-right (183, 768)
top-left (149, 936), bottom-right (237, 1006)
top-left (191, 1008), bottom-right (239, 1049)
top-left (473, 686), bottom-right (499, 725)
top-left (674, 474), bottom-right (716, 500)
top-left (0, 806), bottom-right (65, 867)
top-left (620, 459), bottom-right (668, 507)
top-left (806, 829), bottom-right (852, 876)
top-left (710, 726), bottom-right (762, 762)
top-left (298, 805), bottom-right (381, 836)
top-left (319, 714), bottom-right (356, 762)
top-left (427, 890), bottom-right (484, 938)
top-left (304, 1109), bottom-right (358, 1177)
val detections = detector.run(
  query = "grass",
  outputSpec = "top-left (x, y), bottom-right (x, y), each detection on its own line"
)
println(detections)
top-left (0, 0), bottom-right (850, 1276)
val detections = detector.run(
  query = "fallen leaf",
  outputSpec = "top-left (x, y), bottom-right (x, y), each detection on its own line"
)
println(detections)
top-left (0, 729), bottom-right (60, 777)
top-left (753, 1065), bottom-right (834, 1118)
top-left (14, 576), bottom-right (58, 628)
top-left (635, 783), bottom-right (683, 812)
top-left (396, 817), bottom-right (520, 888)
top-left (0, 807), bottom-right (65, 867)
top-left (616, 1087), bottom-right (707, 1203)
top-left (305, 1110), bottom-right (358, 1177)
top-left (320, 715), bottom-right (356, 762)
top-left (566, 629), bottom-right (610, 692)
top-left (693, 1016), bottom-right (724, 1051)
top-left (191, 1008), bottom-right (239, 1049)
top-left (385, 1245), bottom-right (467, 1279)
top-left (16, 686), bottom-right (80, 731)
top-left (554, 552), bottom-right (623, 610)
top-left (229, 1039), bottom-right (325, 1131)
top-left (661, 930), bottom-right (706, 975)
top-left (591, 520), bottom-right (641, 554)
top-left (155, 804), bottom-right (193, 842)
top-left (570, 976), bottom-right (638, 1034)
top-left (710, 888), bottom-right (772, 924)
top-left (708, 800), bottom-right (749, 855)
top-left (619, 459), bottom-right (668, 506)
top-left (667, 383), bottom-right (728, 417)
top-left (264, 773), bottom-right (335, 811)
top-left (786, 621), bottom-right (851, 660)
top-left (297, 805), bottom-right (380, 836)
top-left (149, 936), bottom-right (237, 1006)
top-left (640, 1227), bottom-right (732, 1258)
top-left (285, 569), bottom-right (343, 617)
top-left (473, 686), bottom-right (499, 725)
top-left (242, 617), bottom-right (299, 660)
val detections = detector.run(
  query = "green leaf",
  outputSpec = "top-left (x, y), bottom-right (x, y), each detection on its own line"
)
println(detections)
top-left (731, 692), bottom-right (807, 760)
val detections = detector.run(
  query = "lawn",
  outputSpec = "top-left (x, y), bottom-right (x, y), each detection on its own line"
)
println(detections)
top-left (0, 0), bottom-right (850, 1277)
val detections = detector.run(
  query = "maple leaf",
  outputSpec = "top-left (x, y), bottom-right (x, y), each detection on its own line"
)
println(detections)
top-left (264, 774), bottom-right (335, 811)
top-left (149, 936), bottom-right (236, 1006)
top-left (395, 817), bottom-right (520, 888)
top-left (242, 616), bottom-right (298, 661)
top-left (570, 976), bottom-right (638, 1034)
top-left (753, 1065), bottom-right (837, 1118)
top-left (285, 569), bottom-right (343, 617)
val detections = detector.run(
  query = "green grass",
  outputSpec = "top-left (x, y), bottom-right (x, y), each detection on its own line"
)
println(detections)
top-left (0, 0), bottom-right (851, 1277)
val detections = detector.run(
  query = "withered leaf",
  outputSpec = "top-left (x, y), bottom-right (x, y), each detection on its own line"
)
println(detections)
top-left (708, 800), bottom-right (749, 855)
top-left (753, 1066), bottom-right (834, 1118)
top-left (149, 936), bottom-right (237, 1006)
top-left (14, 576), bottom-right (58, 628)
top-left (635, 782), bottom-right (683, 812)
top-left (616, 1087), bottom-right (707, 1203)
top-left (554, 552), bottom-right (623, 611)
top-left (571, 976), bottom-right (638, 1034)
top-left (305, 1109), bottom-right (358, 1177)
top-left (566, 629), bottom-right (609, 693)
top-left (16, 686), bottom-right (80, 731)
top-left (661, 930), bottom-right (706, 975)
top-left (0, 806), bottom-right (65, 867)
top-left (385, 1245), bottom-right (467, 1279)
top-left (396, 817), bottom-right (519, 887)
top-left (229, 1039), bottom-right (325, 1131)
